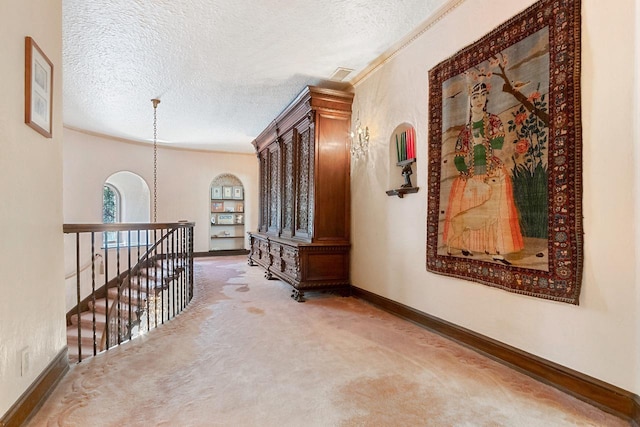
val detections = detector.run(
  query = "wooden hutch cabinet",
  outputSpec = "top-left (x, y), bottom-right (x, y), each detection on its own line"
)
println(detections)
top-left (248, 86), bottom-right (353, 301)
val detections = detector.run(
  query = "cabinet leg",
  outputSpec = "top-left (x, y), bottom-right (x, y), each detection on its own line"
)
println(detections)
top-left (265, 270), bottom-right (273, 280)
top-left (248, 258), bottom-right (256, 266)
top-left (290, 289), bottom-right (305, 303)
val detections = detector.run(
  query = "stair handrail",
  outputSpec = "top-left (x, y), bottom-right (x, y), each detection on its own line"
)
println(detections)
top-left (63, 221), bottom-right (195, 233)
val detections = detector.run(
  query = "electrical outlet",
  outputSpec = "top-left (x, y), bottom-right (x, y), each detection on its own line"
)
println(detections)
top-left (20, 347), bottom-right (29, 377)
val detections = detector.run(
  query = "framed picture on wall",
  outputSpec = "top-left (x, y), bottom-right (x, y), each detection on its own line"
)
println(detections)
top-left (217, 213), bottom-right (234, 224)
top-left (222, 186), bottom-right (233, 199)
top-left (25, 36), bottom-right (53, 138)
top-left (211, 186), bottom-right (222, 199)
top-left (233, 186), bottom-right (243, 200)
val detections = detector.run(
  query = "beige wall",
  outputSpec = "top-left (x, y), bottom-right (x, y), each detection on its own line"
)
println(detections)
top-left (0, 0), bottom-right (65, 416)
top-left (63, 128), bottom-right (258, 253)
top-left (350, 0), bottom-right (640, 394)
top-left (635, 0), bottom-right (640, 397)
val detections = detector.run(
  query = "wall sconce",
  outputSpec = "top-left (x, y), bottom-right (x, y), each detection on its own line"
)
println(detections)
top-left (350, 119), bottom-right (370, 159)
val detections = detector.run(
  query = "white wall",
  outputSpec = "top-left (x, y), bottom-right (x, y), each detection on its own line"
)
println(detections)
top-left (0, 0), bottom-right (65, 417)
top-left (63, 128), bottom-right (258, 253)
top-left (350, 0), bottom-right (639, 394)
top-left (107, 171), bottom-right (150, 223)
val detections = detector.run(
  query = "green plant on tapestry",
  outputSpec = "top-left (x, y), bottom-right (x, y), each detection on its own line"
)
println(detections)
top-left (508, 83), bottom-right (548, 239)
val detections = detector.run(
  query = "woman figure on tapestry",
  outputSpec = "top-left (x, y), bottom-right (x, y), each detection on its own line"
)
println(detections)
top-left (443, 82), bottom-right (524, 263)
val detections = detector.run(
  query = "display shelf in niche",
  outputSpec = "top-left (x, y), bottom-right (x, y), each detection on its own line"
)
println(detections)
top-left (387, 126), bottom-right (419, 198)
top-left (209, 174), bottom-right (246, 251)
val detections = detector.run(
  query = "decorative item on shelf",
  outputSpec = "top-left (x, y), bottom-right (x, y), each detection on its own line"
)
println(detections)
top-left (236, 202), bottom-right (244, 212)
top-left (218, 213), bottom-right (234, 224)
top-left (211, 186), bottom-right (222, 199)
top-left (235, 214), bottom-right (243, 224)
top-left (222, 186), bottom-right (233, 199)
top-left (233, 186), bottom-right (243, 200)
top-left (387, 127), bottom-right (419, 198)
top-left (350, 118), bottom-right (369, 159)
top-left (210, 215), bottom-right (216, 224)
top-left (395, 127), bottom-right (416, 162)
top-left (211, 202), bottom-right (224, 212)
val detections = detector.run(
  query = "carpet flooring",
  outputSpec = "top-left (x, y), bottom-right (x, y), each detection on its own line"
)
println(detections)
top-left (27, 256), bottom-right (628, 426)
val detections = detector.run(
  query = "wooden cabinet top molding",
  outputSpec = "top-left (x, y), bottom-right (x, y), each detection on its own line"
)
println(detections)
top-left (252, 86), bottom-right (354, 153)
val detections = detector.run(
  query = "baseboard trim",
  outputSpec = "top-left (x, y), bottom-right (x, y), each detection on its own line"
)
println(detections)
top-left (0, 347), bottom-right (69, 427)
top-left (351, 286), bottom-right (640, 425)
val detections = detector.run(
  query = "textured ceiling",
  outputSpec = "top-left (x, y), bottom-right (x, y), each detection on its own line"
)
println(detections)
top-left (63, 0), bottom-right (448, 153)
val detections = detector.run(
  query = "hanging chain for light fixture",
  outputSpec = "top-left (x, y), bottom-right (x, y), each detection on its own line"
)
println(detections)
top-left (152, 98), bottom-right (160, 223)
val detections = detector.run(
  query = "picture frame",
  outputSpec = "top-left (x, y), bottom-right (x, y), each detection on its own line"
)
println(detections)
top-left (425, 0), bottom-right (582, 304)
top-left (211, 202), bottom-right (224, 213)
top-left (217, 213), bottom-right (234, 225)
top-left (25, 37), bottom-right (53, 138)
top-left (222, 186), bottom-right (233, 199)
top-left (235, 202), bottom-right (244, 212)
top-left (233, 186), bottom-right (244, 200)
top-left (211, 186), bottom-right (222, 199)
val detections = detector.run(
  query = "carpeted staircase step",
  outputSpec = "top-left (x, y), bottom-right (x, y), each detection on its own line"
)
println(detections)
top-left (69, 310), bottom-right (107, 330)
top-left (90, 297), bottom-right (143, 316)
top-left (128, 275), bottom-right (165, 292)
top-left (67, 325), bottom-right (102, 348)
top-left (107, 286), bottom-right (149, 302)
top-left (127, 266), bottom-right (178, 290)
top-left (150, 262), bottom-right (185, 278)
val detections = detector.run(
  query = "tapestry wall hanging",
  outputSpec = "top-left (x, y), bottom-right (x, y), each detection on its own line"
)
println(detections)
top-left (426, 0), bottom-right (583, 304)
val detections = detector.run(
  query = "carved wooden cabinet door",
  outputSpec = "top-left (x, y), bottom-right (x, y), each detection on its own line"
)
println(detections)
top-left (281, 129), bottom-right (296, 239)
top-left (294, 117), bottom-right (314, 241)
top-left (258, 151), bottom-right (269, 232)
top-left (266, 143), bottom-right (280, 235)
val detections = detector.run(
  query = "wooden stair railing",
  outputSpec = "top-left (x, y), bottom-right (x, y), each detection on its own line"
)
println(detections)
top-left (63, 222), bottom-right (194, 363)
